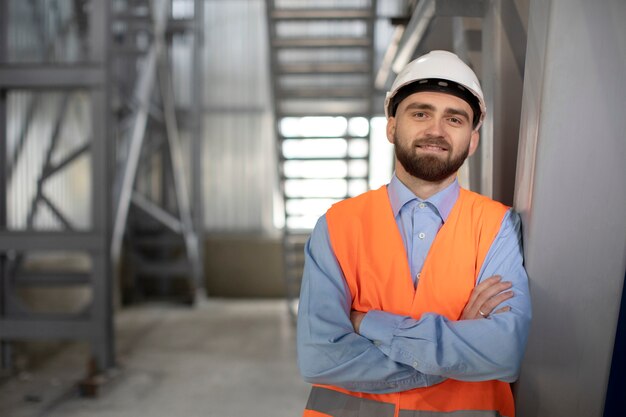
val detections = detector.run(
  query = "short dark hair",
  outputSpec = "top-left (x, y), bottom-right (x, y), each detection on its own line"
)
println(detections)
top-left (389, 78), bottom-right (482, 128)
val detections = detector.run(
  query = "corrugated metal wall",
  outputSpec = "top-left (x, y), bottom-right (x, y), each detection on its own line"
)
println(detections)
top-left (201, 0), bottom-right (276, 233)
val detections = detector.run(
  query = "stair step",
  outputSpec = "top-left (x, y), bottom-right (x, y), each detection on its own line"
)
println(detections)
top-left (278, 108), bottom-right (370, 118)
top-left (278, 154), bottom-right (369, 161)
top-left (278, 62), bottom-right (370, 75)
top-left (272, 9), bottom-right (372, 20)
top-left (278, 86), bottom-right (369, 99)
top-left (273, 37), bottom-right (371, 48)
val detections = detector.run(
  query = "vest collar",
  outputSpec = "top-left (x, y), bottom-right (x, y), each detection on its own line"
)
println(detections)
top-left (387, 174), bottom-right (460, 222)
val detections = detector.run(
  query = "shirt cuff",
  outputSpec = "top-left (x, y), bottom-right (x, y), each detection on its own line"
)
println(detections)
top-left (359, 310), bottom-right (405, 356)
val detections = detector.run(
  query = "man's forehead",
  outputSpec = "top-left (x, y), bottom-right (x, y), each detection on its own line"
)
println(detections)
top-left (399, 91), bottom-right (474, 118)
top-left (401, 90), bottom-right (473, 110)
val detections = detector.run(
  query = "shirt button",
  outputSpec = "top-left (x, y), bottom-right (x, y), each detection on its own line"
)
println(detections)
top-left (418, 203), bottom-right (426, 209)
top-left (416, 273), bottom-right (421, 280)
top-left (412, 361), bottom-right (419, 368)
top-left (373, 340), bottom-right (381, 346)
top-left (418, 232), bottom-right (425, 239)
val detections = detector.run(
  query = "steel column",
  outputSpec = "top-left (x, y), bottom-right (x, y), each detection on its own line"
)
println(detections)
top-left (0, 0), bottom-right (8, 368)
top-left (191, 0), bottom-right (205, 292)
top-left (514, 0), bottom-right (626, 415)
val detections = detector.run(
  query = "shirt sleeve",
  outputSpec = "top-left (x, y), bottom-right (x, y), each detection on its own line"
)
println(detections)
top-left (358, 209), bottom-right (532, 382)
top-left (296, 215), bottom-right (445, 393)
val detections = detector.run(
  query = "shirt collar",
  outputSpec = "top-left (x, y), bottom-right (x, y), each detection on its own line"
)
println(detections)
top-left (387, 174), bottom-right (460, 222)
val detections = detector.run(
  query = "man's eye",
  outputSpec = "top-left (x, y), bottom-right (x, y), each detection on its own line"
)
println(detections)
top-left (448, 117), bottom-right (462, 124)
top-left (413, 112), bottom-right (427, 118)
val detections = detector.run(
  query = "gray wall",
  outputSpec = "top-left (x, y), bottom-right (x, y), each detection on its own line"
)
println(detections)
top-left (514, 0), bottom-right (626, 415)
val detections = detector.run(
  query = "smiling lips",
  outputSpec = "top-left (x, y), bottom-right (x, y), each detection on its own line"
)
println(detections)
top-left (414, 139), bottom-right (450, 152)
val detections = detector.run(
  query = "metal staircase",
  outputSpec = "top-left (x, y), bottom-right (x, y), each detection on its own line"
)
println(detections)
top-left (265, 1), bottom-right (376, 318)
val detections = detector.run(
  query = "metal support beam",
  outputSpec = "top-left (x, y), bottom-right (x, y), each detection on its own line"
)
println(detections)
top-left (391, 0), bottom-right (436, 73)
top-left (0, 232), bottom-right (104, 251)
top-left (111, 46), bottom-right (159, 265)
top-left (0, 0), bottom-right (8, 368)
top-left (191, 0), bottom-right (205, 293)
top-left (131, 192), bottom-right (182, 233)
top-left (0, 319), bottom-right (95, 340)
top-left (14, 271), bottom-right (91, 286)
top-left (0, 66), bottom-right (106, 89)
top-left (157, 43), bottom-right (201, 287)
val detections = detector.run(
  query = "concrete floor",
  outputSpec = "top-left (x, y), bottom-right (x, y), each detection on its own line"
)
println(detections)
top-left (0, 298), bottom-right (311, 417)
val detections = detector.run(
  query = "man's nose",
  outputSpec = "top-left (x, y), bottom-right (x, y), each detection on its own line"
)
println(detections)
top-left (423, 117), bottom-right (445, 137)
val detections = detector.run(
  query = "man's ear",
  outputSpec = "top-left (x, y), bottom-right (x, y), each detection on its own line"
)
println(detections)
top-left (386, 117), bottom-right (396, 144)
top-left (468, 130), bottom-right (480, 156)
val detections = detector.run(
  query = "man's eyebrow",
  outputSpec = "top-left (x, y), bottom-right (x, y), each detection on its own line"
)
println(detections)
top-left (404, 102), bottom-right (436, 112)
top-left (445, 107), bottom-right (471, 121)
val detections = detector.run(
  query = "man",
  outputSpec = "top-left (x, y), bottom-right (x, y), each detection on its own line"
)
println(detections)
top-left (296, 50), bottom-right (532, 417)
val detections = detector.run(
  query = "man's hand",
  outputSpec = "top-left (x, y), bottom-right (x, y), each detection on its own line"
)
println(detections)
top-left (350, 310), bottom-right (366, 334)
top-left (352, 275), bottom-right (512, 330)
top-left (460, 275), bottom-right (514, 320)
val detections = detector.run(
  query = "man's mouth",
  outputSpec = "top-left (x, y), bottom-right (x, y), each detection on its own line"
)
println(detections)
top-left (415, 142), bottom-right (449, 152)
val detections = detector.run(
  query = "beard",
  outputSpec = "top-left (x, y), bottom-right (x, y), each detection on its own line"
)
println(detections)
top-left (394, 134), bottom-right (470, 182)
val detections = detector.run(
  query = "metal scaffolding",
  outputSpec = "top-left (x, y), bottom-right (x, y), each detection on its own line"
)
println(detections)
top-left (0, 0), bottom-right (114, 372)
top-left (0, 0), bottom-right (205, 377)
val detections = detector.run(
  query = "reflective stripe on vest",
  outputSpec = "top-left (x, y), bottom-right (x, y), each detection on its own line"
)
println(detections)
top-left (306, 386), bottom-right (395, 417)
top-left (306, 387), bottom-right (503, 417)
top-left (399, 409), bottom-right (502, 417)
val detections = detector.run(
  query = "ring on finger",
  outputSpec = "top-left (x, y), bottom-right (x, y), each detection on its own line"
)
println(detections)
top-left (478, 309), bottom-right (489, 319)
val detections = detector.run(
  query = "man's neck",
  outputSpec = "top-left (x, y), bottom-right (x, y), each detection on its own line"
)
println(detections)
top-left (395, 164), bottom-right (456, 200)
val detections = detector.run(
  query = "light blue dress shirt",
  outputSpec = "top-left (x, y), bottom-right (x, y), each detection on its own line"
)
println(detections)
top-left (296, 175), bottom-right (532, 394)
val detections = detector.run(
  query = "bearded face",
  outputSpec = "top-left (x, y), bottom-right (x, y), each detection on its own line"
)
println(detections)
top-left (394, 133), bottom-right (470, 182)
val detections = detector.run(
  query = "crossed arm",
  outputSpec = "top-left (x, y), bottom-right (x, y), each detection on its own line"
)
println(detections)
top-left (296, 210), bottom-right (531, 393)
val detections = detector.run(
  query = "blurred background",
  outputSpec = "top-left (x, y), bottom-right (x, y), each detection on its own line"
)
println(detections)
top-left (0, 0), bottom-right (625, 416)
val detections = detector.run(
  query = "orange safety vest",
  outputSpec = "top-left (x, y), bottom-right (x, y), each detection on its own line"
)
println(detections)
top-left (303, 186), bottom-right (513, 417)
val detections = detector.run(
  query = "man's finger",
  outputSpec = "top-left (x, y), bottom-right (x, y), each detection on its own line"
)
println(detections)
top-left (460, 275), bottom-right (514, 320)
top-left (480, 290), bottom-right (514, 312)
top-left (493, 306), bottom-right (511, 315)
top-left (473, 281), bottom-right (512, 308)
top-left (465, 275), bottom-right (502, 306)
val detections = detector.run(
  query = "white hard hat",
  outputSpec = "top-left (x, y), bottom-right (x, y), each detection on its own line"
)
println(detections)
top-left (384, 50), bottom-right (486, 130)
